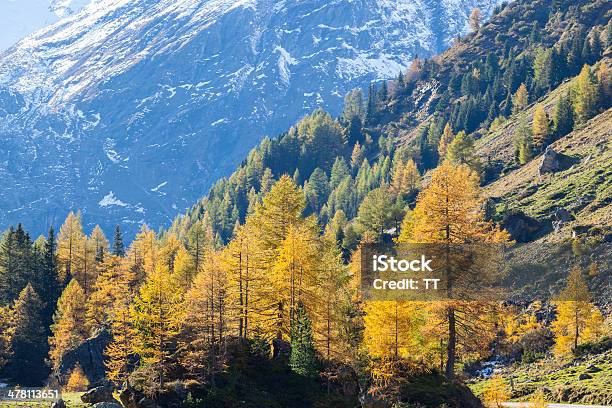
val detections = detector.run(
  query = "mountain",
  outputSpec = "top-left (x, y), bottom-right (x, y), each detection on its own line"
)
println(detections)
top-left (0, 0), bottom-right (95, 50)
top-left (173, 0), bottom-right (610, 246)
top-left (0, 0), bottom-right (504, 237)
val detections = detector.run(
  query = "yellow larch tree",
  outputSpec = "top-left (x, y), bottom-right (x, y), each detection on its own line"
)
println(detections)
top-left (552, 265), bottom-right (604, 356)
top-left (573, 64), bottom-right (600, 124)
top-left (390, 159), bottom-right (421, 196)
top-left (482, 375), bottom-right (511, 408)
top-left (105, 304), bottom-right (134, 385)
top-left (404, 161), bottom-right (510, 378)
top-left (313, 234), bottom-right (352, 361)
top-left (178, 251), bottom-right (229, 383)
top-left (270, 221), bottom-right (320, 341)
top-left (86, 254), bottom-right (135, 333)
top-left (130, 263), bottom-right (183, 387)
top-left (512, 83), bottom-right (529, 114)
top-left (438, 123), bottom-right (454, 159)
top-left (89, 225), bottom-right (109, 263)
top-left (248, 175), bottom-right (307, 341)
top-left (49, 279), bottom-right (88, 369)
top-left (173, 246), bottom-right (197, 290)
top-left (64, 362), bottom-right (89, 392)
top-left (132, 225), bottom-right (158, 276)
top-left (222, 223), bottom-right (264, 339)
top-left (186, 217), bottom-right (214, 278)
top-left (363, 301), bottom-right (426, 360)
top-left (532, 104), bottom-right (550, 150)
top-left (57, 212), bottom-right (85, 283)
top-left (252, 174), bottom-right (306, 250)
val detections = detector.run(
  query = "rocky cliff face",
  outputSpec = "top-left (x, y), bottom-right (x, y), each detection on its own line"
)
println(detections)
top-left (0, 0), bottom-right (502, 236)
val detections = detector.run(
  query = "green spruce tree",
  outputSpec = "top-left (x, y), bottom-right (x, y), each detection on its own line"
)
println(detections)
top-left (290, 301), bottom-right (318, 377)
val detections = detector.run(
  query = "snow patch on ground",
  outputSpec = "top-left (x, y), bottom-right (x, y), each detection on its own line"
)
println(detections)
top-left (99, 191), bottom-right (128, 207)
top-left (274, 46), bottom-right (298, 85)
top-left (151, 181), bottom-right (167, 192)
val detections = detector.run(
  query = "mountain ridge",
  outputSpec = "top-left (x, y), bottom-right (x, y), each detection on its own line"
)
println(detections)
top-left (0, 0), bottom-right (504, 237)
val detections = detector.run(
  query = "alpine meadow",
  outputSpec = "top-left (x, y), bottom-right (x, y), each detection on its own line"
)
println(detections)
top-left (0, 0), bottom-right (611, 407)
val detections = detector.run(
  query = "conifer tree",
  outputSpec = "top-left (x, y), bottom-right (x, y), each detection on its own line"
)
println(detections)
top-left (0, 225), bottom-right (35, 304)
top-left (8, 284), bottom-right (48, 385)
top-left (446, 131), bottom-right (481, 171)
top-left (552, 266), bottom-right (604, 355)
top-left (364, 301), bottom-right (426, 359)
top-left (0, 306), bottom-right (12, 370)
top-left (186, 219), bottom-right (212, 277)
top-left (304, 168), bottom-right (330, 214)
top-left (57, 212), bottom-right (85, 283)
top-left (105, 305), bottom-right (134, 385)
top-left (86, 254), bottom-right (135, 331)
top-left (65, 362), bottom-right (89, 391)
top-left (405, 161), bottom-right (509, 378)
top-left (179, 252), bottom-right (228, 382)
top-left (314, 235), bottom-right (351, 360)
top-left (330, 157), bottom-right (350, 190)
top-left (438, 123), bottom-right (454, 159)
top-left (252, 175), bottom-right (306, 250)
top-left (112, 225), bottom-right (125, 257)
top-left (483, 375), bottom-right (511, 408)
top-left (90, 225), bottom-right (109, 264)
top-left (390, 159), bottom-right (421, 196)
top-left (355, 188), bottom-right (402, 239)
top-left (271, 222), bottom-right (319, 339)
top-left (573, 64), bottom-right (600, 124)
top-left (552, 92), bottom-right (574, 139)
top-left (511, 83), bottom-right (529, 114)
top-left (223, 223), bottom-right (262, 339)
top-left (49, 279), bottom-right (88, 369)
top-left (532, 104), bottom-right (550, 150)
top-left (513, 119), bottom-right (533, 165)
top-left (39, 227), bottom-right (61, 329)
top-left (290, 301), bottom-right (318, 377)
top-left (130, 264), bottom-right (183, 387)
top-left (342, 89), bottom-right (365, 122)
top-left (351, 142), bottom-right (365, 172)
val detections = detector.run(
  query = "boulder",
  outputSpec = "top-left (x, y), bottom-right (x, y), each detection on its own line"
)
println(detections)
top-left (119, 385), bottom-right (141, 408)
top-left (51, 400), bottom-right (66, 408)
top-left (324, 364), bottom-right (360, 398)
top-left (578, 373), bottom-right (592, 380)
top-left (119, 384), bottom-right (160, 408)
top-left (538, 147), bottom-right (575, 176)
top-left (587, 364), bottom-right (602, 373)
top-left (502, 211), bottom-right (550, 243)
top-left (81, 385), bottom-right (120, 405)
top-left (554, 208), bottom-right (574, 222)
top-left (92, 403), bottom-right (123, 408)
top-left (57, 328), bottom-right (112, 385)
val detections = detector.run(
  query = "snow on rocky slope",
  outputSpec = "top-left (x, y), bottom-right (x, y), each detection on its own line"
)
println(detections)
top-left (0, 0), bottom-right (95, 50)
top-left (0, 0), bottom-right (503, 236)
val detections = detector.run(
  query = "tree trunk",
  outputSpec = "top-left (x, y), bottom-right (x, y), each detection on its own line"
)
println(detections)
top-left (445, 307), bottom-right (456, 379)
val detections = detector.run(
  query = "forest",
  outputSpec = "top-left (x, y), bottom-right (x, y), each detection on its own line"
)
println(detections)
top-left (0, 0), bottom-right (611, 406)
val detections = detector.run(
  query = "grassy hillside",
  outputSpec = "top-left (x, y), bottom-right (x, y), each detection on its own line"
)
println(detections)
top-left (470, 346), bottom-right (612, 405)
top-left (485, 107), bottom-right (611, 236)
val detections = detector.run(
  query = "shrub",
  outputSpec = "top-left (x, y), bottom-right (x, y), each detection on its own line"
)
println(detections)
top-left (65, 362), bottom-right (89, 392)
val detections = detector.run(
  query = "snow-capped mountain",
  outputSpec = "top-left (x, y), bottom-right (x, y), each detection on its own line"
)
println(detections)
top-left (0, 0), bottom-right (503, 237)
top-left (0, 0), bottom-right (95, 50)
